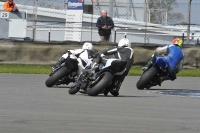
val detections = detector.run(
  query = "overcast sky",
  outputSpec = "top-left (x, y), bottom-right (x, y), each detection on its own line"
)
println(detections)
top-left (174, 0), bottom-right (200, 25)
top-left (177, 0), bottom-right (200, 3)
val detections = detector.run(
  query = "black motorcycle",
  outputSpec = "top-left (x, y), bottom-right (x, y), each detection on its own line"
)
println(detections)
top-left (68, 57), bottom-right (127, 96)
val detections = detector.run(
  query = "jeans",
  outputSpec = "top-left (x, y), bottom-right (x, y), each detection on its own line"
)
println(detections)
top-left (100, 36), bottom-right (110, 41)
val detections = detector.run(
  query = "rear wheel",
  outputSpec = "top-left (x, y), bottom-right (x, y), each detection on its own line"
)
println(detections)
top-left (136, 67), bottom-right (158, 90)
top-left (87, 72), bottom-right (113, 96)
top-left (45, 67), bottom-right (70, 87)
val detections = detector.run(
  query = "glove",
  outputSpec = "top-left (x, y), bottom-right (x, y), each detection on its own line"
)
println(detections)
top-left (100, 53), bottom-right (105, 57)
top-left (101, 49), bottom-right (107, 55)
top-left (90, 53), bottom-right (100, 58)
top-left (12, 8), bottom-right (16, 11)
top-left (93, 55), bottom-right (101, 64)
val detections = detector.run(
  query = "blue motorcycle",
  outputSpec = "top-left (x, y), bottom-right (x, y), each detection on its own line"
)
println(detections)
top-left (136, 55), bottom-right (169, 90)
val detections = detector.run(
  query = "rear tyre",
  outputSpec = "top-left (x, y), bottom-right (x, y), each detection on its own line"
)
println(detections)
top-left (136, 67), bottom-right (158, 90)
top-left (87, 72), bottom-right (113, 96)
top-left (45, 67), bottom-right (70, 87)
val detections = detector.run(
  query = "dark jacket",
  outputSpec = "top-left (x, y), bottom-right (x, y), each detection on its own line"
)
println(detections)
top-left (102, 46), bottom-right (134, 75)
top-left (96, 16), bottom-right (114, 36)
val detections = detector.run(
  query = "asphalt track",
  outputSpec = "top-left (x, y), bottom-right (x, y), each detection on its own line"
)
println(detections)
top-left (0, 74), bottom-right (200, 133)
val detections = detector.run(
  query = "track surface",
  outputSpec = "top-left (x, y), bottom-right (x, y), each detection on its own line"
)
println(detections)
top-left (0, 74), bottom-right (200, 133)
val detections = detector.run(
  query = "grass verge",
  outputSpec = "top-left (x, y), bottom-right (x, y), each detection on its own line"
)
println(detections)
top-left (128, 66), bottom-right (200, 77)
top-left (0, 64), bottom-right (199, 77)
top-left (0, 64), bottom-right (51, 74)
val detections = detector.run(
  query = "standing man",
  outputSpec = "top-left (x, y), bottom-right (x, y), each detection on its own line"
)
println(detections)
top-left (96, 10), bottom-right (114, 41)
top-left (4, 0), bottom-right (18, 12)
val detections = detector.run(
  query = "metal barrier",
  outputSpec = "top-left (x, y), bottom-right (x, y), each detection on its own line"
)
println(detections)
top-left (0, 1), bottom-right (200, 44)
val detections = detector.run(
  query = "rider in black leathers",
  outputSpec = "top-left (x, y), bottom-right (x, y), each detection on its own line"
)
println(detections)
top-left (85, 38), bottom-right (134, 96)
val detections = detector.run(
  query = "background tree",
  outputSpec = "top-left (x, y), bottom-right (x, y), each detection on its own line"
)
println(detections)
top-left (148, 0), bottom-right (184, 25)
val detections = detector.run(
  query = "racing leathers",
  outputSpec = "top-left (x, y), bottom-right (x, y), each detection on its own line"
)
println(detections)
top-left (53, 49), bottom-right (95, 72)
top-left (101, 46), bottom-right (134, 75)
top-left (100, 46), bottom-right (134, 95)
top-left (145, 44), bottom-right (184, 81)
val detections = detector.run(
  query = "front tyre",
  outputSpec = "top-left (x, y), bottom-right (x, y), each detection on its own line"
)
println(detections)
top-left (45, 67), bottom-right (70, 87)
top-left (87, 72), bottom-right (113, 96)
top-left (136, 67), bottom-right (158, 90)
top-left (68, 82), bottom-right (80, 95)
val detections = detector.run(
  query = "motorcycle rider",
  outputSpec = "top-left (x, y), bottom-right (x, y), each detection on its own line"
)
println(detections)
top-left (142, 38), bottom-right (184, 83)
top-left (85, 38), bottom-right (134, 96)
top-left (52, 42), bottom-right (95, 71)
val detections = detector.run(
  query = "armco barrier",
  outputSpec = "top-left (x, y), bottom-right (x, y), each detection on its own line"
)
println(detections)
top-left (0, 40), bottom-right (199, 68)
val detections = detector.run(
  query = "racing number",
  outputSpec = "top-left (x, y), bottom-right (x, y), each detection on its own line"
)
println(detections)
top-left (0, 12), bottom-right (9, 18)
top-left (2, 13), bottom-right (7, 17)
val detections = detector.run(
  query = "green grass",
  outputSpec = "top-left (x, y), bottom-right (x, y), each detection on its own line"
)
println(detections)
top-left (0, 64), bottom-right (200, 77)
top-left (0, 64), bottom-right (51, 74)
top-left (177, 69), bottom-right (200, 77)
top-left (128, 66), bottom-right (200, 77)
top-left (128, 66), bottom-right (142, 76)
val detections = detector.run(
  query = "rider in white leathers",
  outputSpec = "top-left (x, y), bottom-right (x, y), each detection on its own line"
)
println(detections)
top-left (52, 42), bottom-right (95, 75)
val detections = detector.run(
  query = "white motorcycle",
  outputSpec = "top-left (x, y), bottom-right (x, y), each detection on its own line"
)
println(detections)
top-left (45, 52), bottom-right (93, 87)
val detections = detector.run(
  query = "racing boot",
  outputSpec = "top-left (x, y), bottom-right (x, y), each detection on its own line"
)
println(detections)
top-left (110, 81), bottom-right (122, 96)
top-left (79, 89), bottom-right (86, 94)
top-left (141, 66), bottom-right (148, 72)
top-left (157, 76), bottom-right (170, 86)
top-left (103, 85), bottom-right (112, 96)
top-left (103, 89), bottom-right (110, 96)
top-left (52, 57), bottom-right (66, 70)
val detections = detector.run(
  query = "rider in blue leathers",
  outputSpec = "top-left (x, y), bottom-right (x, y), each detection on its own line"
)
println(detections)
top-left (143, 38), bottom-right (184, 82)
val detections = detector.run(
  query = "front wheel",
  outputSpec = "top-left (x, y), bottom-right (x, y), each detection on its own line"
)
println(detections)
top-left (136, 67), bottom-right (158, 90)
top-left (45, 67), bottom-right (70, 87)
top-left (87, 71), bottom-right (113, 96)
top-left (68, 82), bottom-right (80, 95)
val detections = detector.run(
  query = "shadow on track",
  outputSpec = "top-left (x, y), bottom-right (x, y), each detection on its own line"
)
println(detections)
top-left (50, 86), bottom-right (158, 98)
top-left (73, 94), bottom-right (158, 98)
top-left (51, 85), bottom-right (71, 88)
top-left (147, 88), bottom-right (200, 97)
top-left (148, 88), bottom-right (200, 91)
top-left (100, 95), bottom-right (158, 98)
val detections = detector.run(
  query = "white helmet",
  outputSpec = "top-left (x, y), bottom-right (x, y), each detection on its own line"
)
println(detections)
top-left (118, 38), bottom-right (131, 47)
top-left (82, 42), bottom-right (93, 50)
